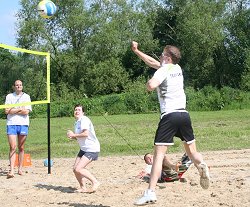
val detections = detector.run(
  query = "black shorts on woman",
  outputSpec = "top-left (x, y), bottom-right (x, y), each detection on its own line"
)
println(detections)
top-left (77, 150), bottom-right (99, 161)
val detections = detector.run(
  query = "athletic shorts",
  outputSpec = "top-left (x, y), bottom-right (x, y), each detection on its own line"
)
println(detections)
top-left (77, 150), bottom-right (99, 161)
top-left (7, 125), bottom-right (29, 135)
top-left (154, 112), bottom-right (195, 145)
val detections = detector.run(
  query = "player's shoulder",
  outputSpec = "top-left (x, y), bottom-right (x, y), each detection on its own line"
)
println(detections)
top-left (6, 92), bottom-right (14, 97)
top-left (81, 115), bottom-right (92, 123)
top-left (159, 63), bottom-right (182, 72)
top-left (5, 93), bottom-right (15, 102)
top-left (22, 92), bottom-right (31, 98)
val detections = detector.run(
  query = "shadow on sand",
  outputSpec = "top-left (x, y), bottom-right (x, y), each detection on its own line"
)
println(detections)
top-left (57, 202), bottom-right (110, 207)
top-left (34, 183), bottom-right (77, 193)
top-left (34, 184), bottom-right (111, 207)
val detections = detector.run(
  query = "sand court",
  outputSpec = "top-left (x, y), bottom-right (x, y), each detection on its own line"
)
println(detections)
top-left (0, 149), bottom-right (249, 207)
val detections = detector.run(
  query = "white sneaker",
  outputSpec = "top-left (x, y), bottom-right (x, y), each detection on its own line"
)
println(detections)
top-left (198, 162), bottom-right (210, 189)
top-left (134, 189), bottom-right (157, 206)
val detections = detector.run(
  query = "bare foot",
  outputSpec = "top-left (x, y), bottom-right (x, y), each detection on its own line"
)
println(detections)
top-left (7, 172), bottom-right (14, 179)
top-left (91, 181), bottom-right (101, 192)
top-left (18, 170), bottom-right (23, 176)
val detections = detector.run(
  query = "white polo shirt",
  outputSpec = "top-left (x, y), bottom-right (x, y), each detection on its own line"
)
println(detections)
top-left (5, 92), bottom-right (32, 126)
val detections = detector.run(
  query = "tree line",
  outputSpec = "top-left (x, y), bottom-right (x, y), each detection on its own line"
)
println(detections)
top-left (0, 0), bottom-right (249, 104)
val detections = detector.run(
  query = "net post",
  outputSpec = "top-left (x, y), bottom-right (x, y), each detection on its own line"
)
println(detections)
top-left (47, 103), bottom-right (51, 174)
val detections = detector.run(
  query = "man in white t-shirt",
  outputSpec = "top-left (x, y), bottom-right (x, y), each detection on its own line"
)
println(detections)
top-left (131, 41), bottom-right (210, 205)
top-left (67, 104), bottom-right (100, 193)
top-left (5, 80), bottom-right (32, 179)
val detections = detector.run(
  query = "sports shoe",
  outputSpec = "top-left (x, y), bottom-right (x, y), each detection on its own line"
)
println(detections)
top-left (198, 162), bottom-right (210, 189)
top-left (134, 189), bottom-right (157, 206)
top-left (180, 153), bottom-right (192, 170)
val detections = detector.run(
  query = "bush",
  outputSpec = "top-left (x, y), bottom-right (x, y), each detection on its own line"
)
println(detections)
top-left (1, 86), bottom-right (249, 119)
top-left (186, 86), bottom-right (250, 111)
top-left (102, 94), bottom-right (127, 115)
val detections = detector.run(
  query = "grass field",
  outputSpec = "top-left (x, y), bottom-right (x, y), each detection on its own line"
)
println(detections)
top-left (0, 109), bottom-right (249, 159)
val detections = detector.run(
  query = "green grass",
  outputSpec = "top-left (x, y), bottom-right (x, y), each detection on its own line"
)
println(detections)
top-left (0, 109), bottom-right (249, 159)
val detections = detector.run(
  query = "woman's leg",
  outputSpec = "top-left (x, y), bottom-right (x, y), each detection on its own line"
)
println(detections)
top-left (17, 135), bottom-right (27, 175)
top-left (73, 156), bottom-right (100, 192)
top-left (7, 135), bottom-right (17, 178)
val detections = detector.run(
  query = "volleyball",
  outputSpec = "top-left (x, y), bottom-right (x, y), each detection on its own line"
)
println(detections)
top-left (37, 0), bottom-right (57, 19)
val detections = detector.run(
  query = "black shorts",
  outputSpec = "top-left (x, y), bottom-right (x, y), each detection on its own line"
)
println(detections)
top-left (77, 150), bottom-right (99, 161)
top-left (154, 112), bottom-right (195, 145)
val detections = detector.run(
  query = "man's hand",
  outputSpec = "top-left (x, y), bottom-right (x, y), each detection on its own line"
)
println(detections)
top-left (131, 41), bottom-right (161, 70)
top-left (131, 41), bottom-right (138, 52)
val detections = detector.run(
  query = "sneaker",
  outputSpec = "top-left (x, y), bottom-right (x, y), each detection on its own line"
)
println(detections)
top-left (198, 162), bottom-right (210, 189)
top-left (180, 153), bottom-right (192, 170)
top-left (134, 189), bottom-right (157, 206)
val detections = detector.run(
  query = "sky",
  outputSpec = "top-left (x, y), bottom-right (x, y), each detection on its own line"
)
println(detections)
top-left (0, 1), bottom-right (21, 46)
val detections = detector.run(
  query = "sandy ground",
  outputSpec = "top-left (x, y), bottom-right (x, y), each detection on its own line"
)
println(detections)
top-left (0, 149), bottom-right (250, 207)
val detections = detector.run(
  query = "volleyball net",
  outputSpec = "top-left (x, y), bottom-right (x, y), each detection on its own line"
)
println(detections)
top-left (0, 43), bottom-right (50, 109)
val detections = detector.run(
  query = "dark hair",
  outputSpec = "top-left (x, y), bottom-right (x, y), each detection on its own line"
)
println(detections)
top-left (74, 104), bottom-right (85, 112)
top-left (164, 45), bottom-right (181, 64)
top-left (144, 153), bottom-right (151, 161)
top-left (14, 79), bottom-right (23, 85)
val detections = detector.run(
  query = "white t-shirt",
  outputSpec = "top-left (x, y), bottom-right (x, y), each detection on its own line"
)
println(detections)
top-left (5, 92), bottom-right (32, 126)
top-left (74, 115), bottom-right (100, 152)
top-left (152, 64), bottom-right (186, 115)
top-left (145, 164), bottom-right (152, 174)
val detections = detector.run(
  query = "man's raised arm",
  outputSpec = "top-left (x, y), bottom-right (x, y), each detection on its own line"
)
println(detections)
top-left (131, 41), bottom-right (161, 70)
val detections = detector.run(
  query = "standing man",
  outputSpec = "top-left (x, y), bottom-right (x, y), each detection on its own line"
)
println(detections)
top-left (131, 41), bottom-right (210, 205)
top-left (5, 80), bottom-right (32, 178)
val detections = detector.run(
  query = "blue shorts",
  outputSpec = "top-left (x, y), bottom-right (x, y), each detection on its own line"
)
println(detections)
top-left (77, 150), bottom-right (99, 161)
top-left (7, 125), bottom-right (29, 135)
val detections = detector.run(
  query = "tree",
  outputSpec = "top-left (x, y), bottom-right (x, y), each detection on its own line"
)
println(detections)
top-left (0, 47), bottom-right (46, 102)
top-left (175, 0), bottom-right (227, 88)
top-left (0, 48), bottom-right (19, 101)
top-left (16, 0), bottom-right (159, 98)
top-left (154, 0), bottom-right (250, 90)
top-left (81, 58), bottom-right (129, 96)
top-left (221, 0), bottom-right (250, 88)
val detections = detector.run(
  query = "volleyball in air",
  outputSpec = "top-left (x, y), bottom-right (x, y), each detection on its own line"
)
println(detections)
top-left (37, 0), bottom-right (57, 19)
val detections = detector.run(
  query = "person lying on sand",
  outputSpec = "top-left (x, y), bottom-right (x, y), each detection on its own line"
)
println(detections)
top-left (137, 153), bottom-right (192, 183)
